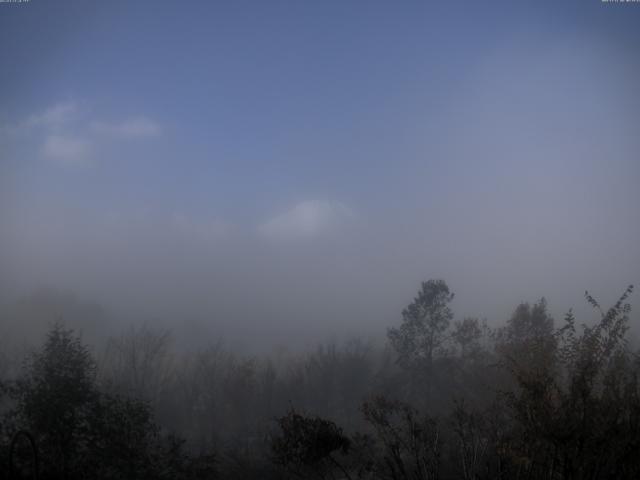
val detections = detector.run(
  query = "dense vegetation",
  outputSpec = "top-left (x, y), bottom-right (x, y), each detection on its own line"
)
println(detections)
top-left (0, 280), bottom-right (637, 479)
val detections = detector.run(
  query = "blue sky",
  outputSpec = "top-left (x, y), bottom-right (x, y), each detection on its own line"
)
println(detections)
top-left (1, 0), bottom-right (639, 348)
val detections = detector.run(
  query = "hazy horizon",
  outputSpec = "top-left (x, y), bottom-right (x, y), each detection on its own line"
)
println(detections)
top-left (1, 0), bottom-right (638, 351)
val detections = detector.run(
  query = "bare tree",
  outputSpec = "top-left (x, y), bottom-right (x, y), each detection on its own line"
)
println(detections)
top-left (101, 323), bottom-right (175, 408)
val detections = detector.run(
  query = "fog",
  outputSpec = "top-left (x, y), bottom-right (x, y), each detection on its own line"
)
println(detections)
top-left (2, 2), bottom-right (640, 479)
top-left (1, 2), bottom-right (639, 354)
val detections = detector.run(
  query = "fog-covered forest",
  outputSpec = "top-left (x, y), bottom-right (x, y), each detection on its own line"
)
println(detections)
top-left (0, 280), bottom-right (638, 479)
top-left (1, 0), bottom-right (639, 478)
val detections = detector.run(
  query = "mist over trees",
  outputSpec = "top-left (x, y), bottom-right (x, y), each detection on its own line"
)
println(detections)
top-left (0, 280), bottom-right (637, 479)
top-left (2, 0), bottom-right (638, 478)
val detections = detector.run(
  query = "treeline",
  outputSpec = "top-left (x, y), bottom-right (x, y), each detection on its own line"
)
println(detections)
top-left (0, 280), bottom-right (638, 479)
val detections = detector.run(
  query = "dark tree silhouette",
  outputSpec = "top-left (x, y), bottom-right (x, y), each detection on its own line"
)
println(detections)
top-left (387, 279), bottom-right (454, 370)
top-left (500, 285), bottom-right (640, 479)
top-left (4, 323), bottom-right (217, 480)
top-left (271, 409), bottom-right (352, 480)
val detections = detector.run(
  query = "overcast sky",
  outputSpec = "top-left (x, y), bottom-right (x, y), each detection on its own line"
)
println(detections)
top-left (1, 0), bottom-right (639, 350)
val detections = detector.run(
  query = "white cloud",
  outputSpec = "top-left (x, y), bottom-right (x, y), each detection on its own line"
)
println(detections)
top-left (27, 102), bottom-right (77, 128)
top-left (42, 134), bottom-right (91, 166)
top-left (91, 117), bottom-right (161, 138)
top-left (7, 102), bottom-right (160, 168)
top-left (259, 200), bottom-right (353, 239)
